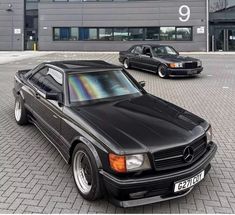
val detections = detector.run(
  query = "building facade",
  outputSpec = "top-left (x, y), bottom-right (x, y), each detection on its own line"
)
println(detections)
top-left (0, 0), bottom-right (234, 51)
top-left (0, 0), bottom-right (24, 51)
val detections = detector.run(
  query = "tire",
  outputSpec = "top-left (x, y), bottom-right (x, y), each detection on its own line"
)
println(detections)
top-left (158, 64), bottom-right (169, 79)
top-left (72, 144), bottom-right (103, 201)
top-left (14, 95), bottom-right (28, 125)
top-left (123, 58), bottom-right (131, 69)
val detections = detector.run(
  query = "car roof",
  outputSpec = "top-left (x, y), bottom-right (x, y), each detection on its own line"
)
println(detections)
top-left (43, 60), bottom-right (122, 73)
top-left (133, 44), bottom-right (170, 48)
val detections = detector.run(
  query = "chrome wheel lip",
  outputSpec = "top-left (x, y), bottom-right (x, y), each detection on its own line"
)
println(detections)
top-left (123, 59), bottom-right (129, 69)
top-left (158, 66), bottom-right (166, 78)
top-left (15, 100), bottom-right (22, 122)
top-left (73, 150), bottom-right (92, 195)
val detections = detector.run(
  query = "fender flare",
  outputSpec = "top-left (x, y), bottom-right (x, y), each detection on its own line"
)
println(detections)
top-left (70, 136), bottom-right (103, 169)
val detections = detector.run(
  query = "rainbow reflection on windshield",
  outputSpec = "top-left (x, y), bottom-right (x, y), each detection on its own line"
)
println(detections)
top-left (68, 70), bottom-right (140, 102)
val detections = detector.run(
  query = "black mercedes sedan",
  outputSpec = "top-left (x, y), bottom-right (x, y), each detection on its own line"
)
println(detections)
top-left (119, 44), bottom-right (203, 78)
top-left (13, 60), bottom-right (216, 207)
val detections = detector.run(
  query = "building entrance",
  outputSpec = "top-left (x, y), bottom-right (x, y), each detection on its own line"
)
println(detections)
top-left (212, 26), bottom-right (235, 51)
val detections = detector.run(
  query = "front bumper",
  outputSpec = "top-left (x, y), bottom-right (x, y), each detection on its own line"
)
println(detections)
top-left (100, 142), bottom-right (217, 207)
top-left (167, 67), bottom-right (203, 77)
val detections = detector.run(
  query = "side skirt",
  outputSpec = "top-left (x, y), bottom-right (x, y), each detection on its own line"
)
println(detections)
top-left (29, 117), bottom-right (69, 164)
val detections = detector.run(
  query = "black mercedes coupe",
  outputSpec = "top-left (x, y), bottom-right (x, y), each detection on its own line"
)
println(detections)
top-left (13, 60), bottom-right (216, 207)
top-left (119, 44), bottom-right (203, 78)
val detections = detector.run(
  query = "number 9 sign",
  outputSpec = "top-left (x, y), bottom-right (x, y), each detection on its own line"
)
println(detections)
top-left (179, 5), bottom-right (191, 22)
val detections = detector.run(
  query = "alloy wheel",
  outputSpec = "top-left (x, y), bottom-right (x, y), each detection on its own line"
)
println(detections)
top-left (73, 150), bottom-right (92, 194)
top-left (123, 59), bottom-right (129, 69)
top-left (15, 100), bottom-right (22, 122)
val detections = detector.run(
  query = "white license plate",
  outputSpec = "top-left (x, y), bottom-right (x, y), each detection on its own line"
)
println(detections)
top-left (174, 170), bottom-right (205, 193)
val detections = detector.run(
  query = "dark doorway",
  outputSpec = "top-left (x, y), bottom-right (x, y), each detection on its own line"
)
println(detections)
top-left (25, 1), bottom-right (39, 50)
top-left (211, 26), bottom-right (235, 51)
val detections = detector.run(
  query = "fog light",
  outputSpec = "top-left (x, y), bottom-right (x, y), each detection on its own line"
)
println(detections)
top-left (129, 191), bottom-right (147, 199)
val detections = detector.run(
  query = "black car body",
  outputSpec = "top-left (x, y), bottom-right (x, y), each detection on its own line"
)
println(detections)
top-left (119, 44), bottom-right (203, 78)
top-left (13, 60), bottom-right (216, 208)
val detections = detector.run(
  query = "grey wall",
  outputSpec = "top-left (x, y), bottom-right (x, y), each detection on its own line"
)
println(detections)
top-left (38, 0), bottom-right (207, 52)
top-left (0, 0), bottom-right (24, 51)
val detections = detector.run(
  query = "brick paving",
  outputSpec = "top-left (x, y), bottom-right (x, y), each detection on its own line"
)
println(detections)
top-left (0, 52), bottom-right (234, 213)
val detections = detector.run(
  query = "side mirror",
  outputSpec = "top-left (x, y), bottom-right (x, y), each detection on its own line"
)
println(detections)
top-left (139, 81), bottom-right (146, 88)
top-left (45, 92), bottom-right (63, 103)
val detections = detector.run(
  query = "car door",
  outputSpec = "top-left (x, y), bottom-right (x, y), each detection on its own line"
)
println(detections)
top-left (139, 46), bottom-right (155, 71)
top-left (28, 66), bottom-right (64, 146)
top-left (129, 45), bottom-right (142, 68)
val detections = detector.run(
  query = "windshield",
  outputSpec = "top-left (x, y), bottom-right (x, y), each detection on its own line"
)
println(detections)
top-left (68, 70), bottom-right (141, 103)
top-left (152, 46), bottom-right (178, 56)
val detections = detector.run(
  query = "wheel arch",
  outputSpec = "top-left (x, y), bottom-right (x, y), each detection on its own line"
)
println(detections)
top-left (15, 89), bottom-right (25, 101)
top-left (158, 62), bottom-right (168, 68)
top-left (69, 136), bottom-right (103, 169)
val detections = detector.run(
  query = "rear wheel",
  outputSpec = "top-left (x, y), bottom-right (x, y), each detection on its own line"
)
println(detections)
top-left (123, 58), bottom-right (131, 69)
top-left (72, 144), bottom-right (103, 201)
top-left (158, 64), bottom-right (169, 79)
top-left (14, 95), bottom-right (28, 125)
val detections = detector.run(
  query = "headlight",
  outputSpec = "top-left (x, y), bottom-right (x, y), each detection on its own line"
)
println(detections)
top-left (109, 153), bottom-right (151, 173)
top-left (169, 63), bottom-right (183, 68)
top-left (197, 60), bottom-right (202, 67)
top-left (206, 126), bottom-right (212, 144)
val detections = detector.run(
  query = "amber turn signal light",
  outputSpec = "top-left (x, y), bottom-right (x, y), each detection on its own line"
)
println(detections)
top-left (169, 63), bottom-right (176, 68)
top-left (109, 153), bottom-right (127, 173)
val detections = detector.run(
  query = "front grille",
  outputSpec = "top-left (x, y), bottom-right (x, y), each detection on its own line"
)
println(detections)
top-left (153, 138), bottom-right (207, 171)
top-left (184, 62), bottom-right (198, 69)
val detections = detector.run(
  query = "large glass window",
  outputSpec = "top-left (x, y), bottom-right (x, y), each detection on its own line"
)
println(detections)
top-left (81, 28), bottom-right (98, 40)
top-left (145, 27), bottom-right (160, 40)
top-left (53, 28), bottom-right (60, 41)
top-left (113, 28), bottom-right (128, 41)
top-left (128, 28), bottom-right (144, 41)
top-left (53, 26), bottom-right (193, 41)
top-left (176, 27), bottom-right (192, 41)
top-left (60, 27), bottom-right (69, 40)
top-left (160, 27), bottom-right (176, 41)
top-left (70, 27), bottom-right (79, 40)
top-left (68, 70), bottom-right (141, 103)
top-left (99, 28), bottom-right (113, 40)
top-left (53, 27), bottom-right (79, 41)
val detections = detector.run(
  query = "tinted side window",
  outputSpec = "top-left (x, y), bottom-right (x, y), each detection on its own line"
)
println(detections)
top-left (30, 67), bottom-right (63, 93)
top-left (130, 46), bottom-right (136, 53)
top-left (30, 67), bottom-right (48, 89)
top-left (134, 46), bottom-right (142, 54)
top-left (143, 47), bottom-right (151, 55)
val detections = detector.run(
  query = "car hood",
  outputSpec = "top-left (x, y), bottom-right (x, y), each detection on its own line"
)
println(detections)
top-left (72, 94), bottom-right (208, 154)
top-left (154, 55), bottom-right (199, 63)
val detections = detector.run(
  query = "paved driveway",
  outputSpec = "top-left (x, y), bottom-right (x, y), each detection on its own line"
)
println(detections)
top-left (0, 53), bottom-right (234, 213)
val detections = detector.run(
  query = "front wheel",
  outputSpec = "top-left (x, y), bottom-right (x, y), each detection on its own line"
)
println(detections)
top-left (14, 95), bottom-right (28, 125)
top-left (158, 64), bottom-right (169, 79)
top-left (72, 144), bottom-right (103, 201)
top-left (123, 58), bottom-right (131, 69)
